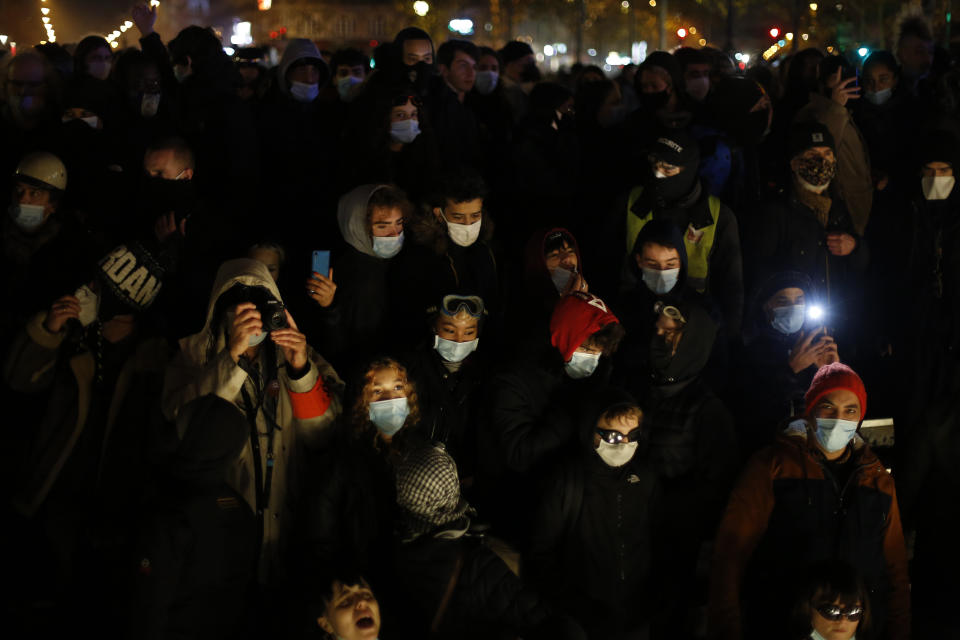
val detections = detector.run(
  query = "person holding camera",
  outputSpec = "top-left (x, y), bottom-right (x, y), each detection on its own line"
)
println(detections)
top-left (162, 258), bottom-right (344, 587)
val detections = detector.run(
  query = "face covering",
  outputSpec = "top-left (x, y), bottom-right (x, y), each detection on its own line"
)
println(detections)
top-left (141, 92), bottom-right (161, 118)
top-left (290, 81), bottom-right (319, 103)
top-left (771, 304), bottom-right (805, 335)
top-left (75, 285), bottom-right (100, 326)
top-left (390, 119), bottom-right (421, 144)
top-left (372, 232), bottom-right (404, 259)
top-left (865, 87), bottom-right (893, 105)
top-left (88, 60), bottom-right (111, 81)
top-left (475, 70), bottom-right (499, 95)
top-left (642, 89), bottom-right (670, 112)
top-left (434, 335), bottom-right (479, 362)
top-left (565, 351), bottom-right (600, 379)
top-left (406, 60), bottom-right (433, 94)
top-left (368, 397), bottom-right (410, 437)
top-left (337, 75), bottom-right (362, 102)
top-left (446, 219), bottom-right (481, 247)
top-left (795, 156), bottom-right (836, 191)
top-left (814, 418), bottom-right (858, 453)
top-left (8, 202), bottom-right (46, 232)
top-left (173, 64), bottom-right (192, 83)
top-left (550, 267), bottom-right (575, 295)
top-left (596, 440), bottom-right (638, 467)
top-left (922, 175), bottom-right (955, 200)
top-left (685, 76), bottom-right (710, 102)
top-left (63, 114), bottom-right (100, 129)
top-left (641, 267), bottom-right (680, 295)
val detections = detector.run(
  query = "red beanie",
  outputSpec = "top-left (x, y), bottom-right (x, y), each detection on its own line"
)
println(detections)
top-left (550, 292), bottom-right (619, 362)
top-left (804, 362), bottom-right (867, 419)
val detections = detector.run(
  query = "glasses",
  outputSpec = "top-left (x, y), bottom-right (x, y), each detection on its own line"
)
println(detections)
top-left (440, 295), bottom-right (485, 318)
top-left (653, 301), bottom-right (686, 324)
top-left (392, 94), bottom-right (422, 108)
top-left (596, 427), bottom-right (642, 444)
top-left (815, 604), bottom-right (863, 623)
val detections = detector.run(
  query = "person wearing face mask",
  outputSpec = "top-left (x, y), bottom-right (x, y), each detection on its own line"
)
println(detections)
top-left (629, 51), bottom-right (691, 135)
top-left (498, 41), bottom-right (538, 125)
top-left (73, 36), bottom-right (113, 83)
top-left (479, 291), bottom-right (623, 546)
top-left (794, 56), bottom-right (874, 236)
top-left (748, 123), bottom-right (867, 349)
top-left (162, 258), bottom-right (343, 587)
top-left (391, 27), bottom-right (435, 98)
top-left (0, 51), bottom-right (59, 149)
top-left (675, 47), bottom-right (713, 105)
top-left (305, 185), bottom-right (413, 368)
top-left (709, 363), bottom-right (910, 640)
top-left (390, 168), bottom-right (501, 350)
top-left (736, 271), bottom-right (840, 457)
top-left (404, 295), bottom-right (490, 489)
top-left (329, 47), bottom-right (369, 105)
top-left (528, 395), bottom-right (658, 638)
top-left (3, 242), bottom-right (176, 611)
top-left (615, 129), bottom-right (744, 337)
top-left (293, 358), bottom-right (422, 587)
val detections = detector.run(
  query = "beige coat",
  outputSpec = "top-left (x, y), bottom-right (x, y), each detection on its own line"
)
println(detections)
top-left (161, 259), bottom-right (343, 584)
top-left (795, 93), bottom-right (874, 235)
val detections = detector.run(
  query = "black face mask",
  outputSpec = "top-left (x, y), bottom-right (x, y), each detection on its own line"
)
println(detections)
top-left (642, 89), bottom-right (670, 112)
top-left (405, 61), bottom-right (433, 95)
top-left (140, 175), bottom-right (196, 223)
top-left (520, 62), bottom-right (541, 83)
top-left (646, 168), bottom-right (697, 205)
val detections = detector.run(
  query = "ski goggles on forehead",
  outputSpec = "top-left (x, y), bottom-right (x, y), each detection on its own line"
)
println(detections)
top-left (653, 301), bottom-right (686, 324)
top-left (815, 604), bottom-right (863, 622)
top-left (596, 426), bottom-right (643, 444)
top-left (440, 295), bottom-right (485, 318)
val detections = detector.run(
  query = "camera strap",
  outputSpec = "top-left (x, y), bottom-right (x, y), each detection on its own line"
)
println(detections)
top-left (238, 353), bottom-right (282, 519)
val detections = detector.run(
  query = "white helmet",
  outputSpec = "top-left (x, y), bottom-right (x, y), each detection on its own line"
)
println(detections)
top-left (14, 152), bottom-right (67, 191)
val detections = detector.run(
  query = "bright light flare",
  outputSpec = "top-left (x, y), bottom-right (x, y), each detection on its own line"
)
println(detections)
top-left (413, 1), bottom-right (430, 17)
top-left (808, 305), bottom-right (825, 321)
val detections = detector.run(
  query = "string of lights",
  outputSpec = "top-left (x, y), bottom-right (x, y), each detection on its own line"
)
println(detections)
top-left (105, 0), bottom-right (160, 49)
top-left (39, 0), bottom-right (55, 44)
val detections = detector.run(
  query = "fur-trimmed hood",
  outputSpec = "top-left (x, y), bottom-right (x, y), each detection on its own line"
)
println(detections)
top-left (407, 208), bottom-right (495, 257)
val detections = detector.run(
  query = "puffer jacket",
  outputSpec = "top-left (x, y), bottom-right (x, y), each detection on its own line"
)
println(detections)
top-left (708, 425), bottom-right (910, 640)
top-left (161, 258), bottom-right (343, 584)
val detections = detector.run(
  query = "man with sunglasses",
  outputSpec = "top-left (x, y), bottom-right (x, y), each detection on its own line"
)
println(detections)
top-left (528, 395), bottom-right (657, 638)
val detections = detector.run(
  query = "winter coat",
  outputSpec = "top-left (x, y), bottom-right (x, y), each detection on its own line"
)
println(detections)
top-left (2, 313), bottom-right (171, 518)
top-left (161, 259), bottom-right (343, 584)
top-left (427, 79), bottom-right (482, 170)
top-left (708, 426), bottom-right (910, 640)
top-left (795, 93), bottom-right (874, 235)
top-left (389, 210), bottom-right (500, 351)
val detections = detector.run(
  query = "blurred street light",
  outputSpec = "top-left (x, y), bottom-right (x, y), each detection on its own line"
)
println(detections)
top-left (413, 1), bottom-right (430, 17)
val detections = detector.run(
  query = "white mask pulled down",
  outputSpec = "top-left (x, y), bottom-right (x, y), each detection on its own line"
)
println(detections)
top-left (75, 285), bottom-right (100, 326)
top-left (922, 175), bottom-right (955, 201)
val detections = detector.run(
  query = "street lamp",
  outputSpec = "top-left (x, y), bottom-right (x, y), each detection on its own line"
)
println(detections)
top-left (413, 1), bottom-right (430, 17)
top-left (0, 35), bottom-right (7, 46)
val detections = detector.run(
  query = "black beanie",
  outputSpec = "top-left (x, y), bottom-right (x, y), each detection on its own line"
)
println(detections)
top-left (500, 40), bottom-right (534, 66)
top-left (788, 121), bottom-right (835, 158)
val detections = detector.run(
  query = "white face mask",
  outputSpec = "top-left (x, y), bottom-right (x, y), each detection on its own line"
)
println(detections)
top-left (368, 397), bottom-right (410, 437)
top-left (922, 175), bottom-right (955, 200)
top-left (434, 335), bottom-right (479, 362)
top-left (550, 267), bottom-right (575, 295)
top-left (596, 440), bottom-right (638, 467)
top-left (290, 81), bottom-right (319, 103)
top-left (8, 202), bottom-right (46, 232)
top-left (814, 418), bottom-right (859, 453)
top-left (446, 219), bottom-right (482, 247)
top-left (372, 232), bottom-right (404, 259)
top-left (685, 76), bottom-right (710, 102)
top-left (564, 351), bottom-right (600, 379)
top-left (337, 75), bottom-right (363, 102)
top-left (63, 114), bottom-right (100, 129)
top-left (88, 60), bottom-right (111, 81)
top-left (865, 87), bottom-right (893, 105)
top-left (474, 70), bottom-right (499, 95)
top-left (641, 267), bottom-right (680, 295)
top-left (141, 92), bottom-right (161, 118)
top-left (75, 285), bottom-right (100, 326)
top-left (390, 119), bottom-right (421, 144)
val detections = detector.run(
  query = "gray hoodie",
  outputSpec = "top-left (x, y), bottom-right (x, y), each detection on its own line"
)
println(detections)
top-left (276, 38), bottom-right (329, 97)
top-left (337, 183), bottom-right (390, 258)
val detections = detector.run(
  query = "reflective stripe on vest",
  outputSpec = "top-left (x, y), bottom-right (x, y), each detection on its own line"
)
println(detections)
top-left (626, 186), bottom-right (721, 293)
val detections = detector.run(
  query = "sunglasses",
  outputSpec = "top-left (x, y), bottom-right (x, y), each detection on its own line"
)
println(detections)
top-left (815, 604), bottom-right (863, 623)
top-left (440, 295), bottom-right (485, 318)
top-left (596, 427), bottom-right (643, 444)
top-left (392, 94), bottom-right (423, 108)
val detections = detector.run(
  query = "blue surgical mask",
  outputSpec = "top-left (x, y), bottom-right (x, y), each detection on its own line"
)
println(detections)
top-left (865, 87), bottom-right (892, 105)
top-left (771, 304), bottom-right (805, 335)
top-left (337, 75), bottom-right (362, 102)
top-left (474, 70), bottom-right (499, 95)
top-left (390, 119), bottom-right (421, 144)
top-left (434, 335), bottom-right (479, 363)
top-left (565, 351), bottom-right (600, 379)
top-left (8, 202), bottom-right (46, 232)
top-left (550, 267), bottom-right (575, 294)
top-left (641, 267), bottom-right (680, 295)
top-left (814, 418), bottom-right (858, 453)
top-left (368, 397), bottom-right (410, 436)
top-left (372, 232), bottom-right (404, 259)
top-left (290, 81), bottom-right (319, 103)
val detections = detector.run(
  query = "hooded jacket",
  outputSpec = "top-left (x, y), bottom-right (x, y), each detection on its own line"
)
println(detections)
top-left (708, 425), bottom-right (910, 640)
top-left (161, 259), bottom-right (343, 584)
top-left (275, 39), bottom-right (329, 98)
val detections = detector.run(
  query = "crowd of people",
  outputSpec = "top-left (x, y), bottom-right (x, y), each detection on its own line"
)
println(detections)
top-left (2, 3), bottom-right (959, 639)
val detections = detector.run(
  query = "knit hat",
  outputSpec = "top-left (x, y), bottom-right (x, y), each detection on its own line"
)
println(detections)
top-left (804, 362), bottom-right (867, 419)
top-left (500, 40), bottom-right (534, 66)
top-left (550, 292), bottom-right (620, 362)
top-left (96, 242), bottom-right (166, 313)
top-left (396, 446), bottom-right (470, 536)
top-left (788, 121), bottom-right (835, 159)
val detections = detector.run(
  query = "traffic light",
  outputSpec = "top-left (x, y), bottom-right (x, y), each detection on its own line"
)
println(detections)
top-left (769, 27), bottom-right (780, 38)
